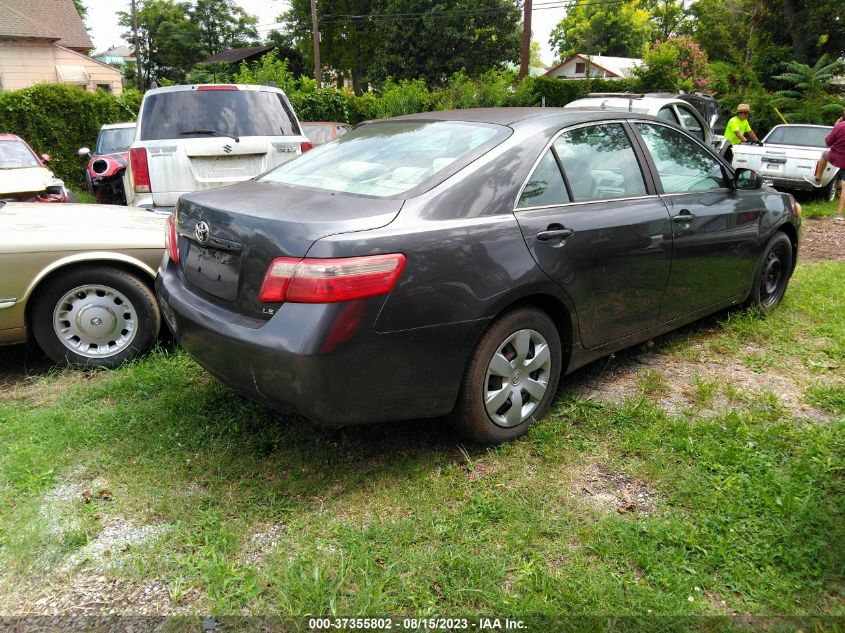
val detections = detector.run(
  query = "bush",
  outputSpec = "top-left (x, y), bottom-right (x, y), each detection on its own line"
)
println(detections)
top-left (0, 83), bottom-right (141, 189)
top-left (530, 76), bottom-right (639, 107)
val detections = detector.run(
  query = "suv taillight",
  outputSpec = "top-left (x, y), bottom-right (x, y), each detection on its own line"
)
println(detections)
top-left (259, 254), bottom-right (406, 303)
top-left (129, 147), bottom-right (151, 193)
top-left (300, 141), bottom-right (314, 153)
top-left (165, 213), bottom-right (179, 263)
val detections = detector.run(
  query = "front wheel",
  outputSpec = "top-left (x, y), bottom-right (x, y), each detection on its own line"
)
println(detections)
top-left (746, 232), bottom-right (793, 314)
top-left (31, 267), bottom-right (160, 368)
top-left (453, 308), bottom-right (562, 444)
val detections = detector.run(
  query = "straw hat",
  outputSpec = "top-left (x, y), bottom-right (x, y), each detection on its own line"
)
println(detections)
top-left (737, 103), bottom-right (751, 113)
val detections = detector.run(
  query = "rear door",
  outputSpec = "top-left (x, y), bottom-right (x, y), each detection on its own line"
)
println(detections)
top-left (513, 122), bottom-right (673, 349)
top-left (632, 122), bottom-right (762, 321)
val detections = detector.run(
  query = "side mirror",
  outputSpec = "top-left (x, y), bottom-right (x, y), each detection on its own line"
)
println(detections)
top-left (734, 168), bottom-right (763, 190)
top-left (78, 147), bottom-right (91, 159)
top-left (40, 153), bottom-right (51, 163)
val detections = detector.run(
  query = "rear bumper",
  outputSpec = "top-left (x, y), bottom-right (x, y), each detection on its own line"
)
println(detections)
top-left (156, 262), bottom-right (486, 426)
top-left (764, 177), bottom-right (819, 192)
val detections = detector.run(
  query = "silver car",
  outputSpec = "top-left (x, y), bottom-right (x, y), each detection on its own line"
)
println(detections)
top-left (0, 202), bottom-right (165, 367)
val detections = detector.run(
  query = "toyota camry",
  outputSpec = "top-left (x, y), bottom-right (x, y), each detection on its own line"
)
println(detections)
top-left (156, 109), bottom-right (800, 444)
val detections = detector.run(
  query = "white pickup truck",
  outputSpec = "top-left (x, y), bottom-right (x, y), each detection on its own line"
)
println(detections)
top-left (731, 124), bottom-right (839, 201)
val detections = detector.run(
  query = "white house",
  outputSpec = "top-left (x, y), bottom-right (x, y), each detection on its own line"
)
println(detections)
top-left (544, 54), bottom-right (643, 80)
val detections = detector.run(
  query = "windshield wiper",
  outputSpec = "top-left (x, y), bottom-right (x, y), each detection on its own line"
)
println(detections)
top-left (178, 129), bottom-right (240, 142)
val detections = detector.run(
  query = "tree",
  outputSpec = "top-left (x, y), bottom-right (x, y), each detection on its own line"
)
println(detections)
top-left (634, 37), bottom-right (712, 91)
top-left (756, 0), bottom-right (845, 67)
top-left (191, 0), bottom-right (260, 56)
top-left (772, 55), bottom-right (845, 124)
top-left (279, 0), bottom-right (520, 93)
top-left (684, 0), bottom-right (753, 64)
top-left (370, 0), bottom-right (521, 87)
top-left (118, 0), bottom-right (204, 85)
top-left (549, 0), bottom-right (652, 60)
top-left (643, 0), bottom-right (687, 41)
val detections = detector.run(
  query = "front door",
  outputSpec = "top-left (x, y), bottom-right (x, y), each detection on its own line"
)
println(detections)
top-left (513, 122), bottom-right (674, 350)
top-left (632, 122), bottom-right (762, 321)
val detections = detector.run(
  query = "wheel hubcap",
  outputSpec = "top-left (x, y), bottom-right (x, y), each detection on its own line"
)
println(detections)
top-left (760, 250), bottom-right (783, 307)
top-left (484, 329), bottom-right (552, 428)
top-left (53, 284), bottom-right (138, 358)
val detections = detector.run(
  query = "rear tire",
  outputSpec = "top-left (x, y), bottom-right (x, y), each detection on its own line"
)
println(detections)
top-left (822, 178), bottom-right (838, 203)
top-left (31, 267), bottom-right (160, 368)
top-left (453, 308), bottom-right (562, 444)
top-left (746, 232), bottom-right (793, 314)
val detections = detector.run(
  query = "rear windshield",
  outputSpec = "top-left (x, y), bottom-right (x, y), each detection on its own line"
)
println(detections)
top-left (765, 126), bottom-right (830, 148)
top-left (260, 120), bottom-right (506, 197)
top-left (96, 127), bottom-right (136, 154)
top-left (0, 140), bottom-right (39, 169)
top-left (139, 89), bottom-right (299, 141)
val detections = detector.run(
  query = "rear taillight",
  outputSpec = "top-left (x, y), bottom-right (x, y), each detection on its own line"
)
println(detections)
top-left (129, 147), bottom-right (151, 193)
top-left (259, 254), bottom-right (406, 303)
top-left (300, 141), bottom-right (314, 153)
top-left (196, 85), bottom-right (238, 91)
top-left (165, 213), bottom-right (179, 263)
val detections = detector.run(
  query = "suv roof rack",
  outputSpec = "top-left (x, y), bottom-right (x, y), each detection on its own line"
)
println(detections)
top-left (586, 92), bottom-right (645, 99)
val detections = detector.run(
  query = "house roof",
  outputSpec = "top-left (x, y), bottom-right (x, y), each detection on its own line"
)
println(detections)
top-left (202, 45), bottom-right (275, 64)
top-left (545, 54), bottom-right (643, 78)
top-left (0, 0), bottom-right (92, 50)
top-left (97, 45), bottom-right (134, 58)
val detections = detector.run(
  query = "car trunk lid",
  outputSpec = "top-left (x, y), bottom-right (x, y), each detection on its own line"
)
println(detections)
top-left (174, 180), bottom-right (403, 319)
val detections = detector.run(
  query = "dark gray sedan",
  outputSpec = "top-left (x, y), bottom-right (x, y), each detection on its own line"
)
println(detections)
top-left (156, 109), bottom-right (800, 444)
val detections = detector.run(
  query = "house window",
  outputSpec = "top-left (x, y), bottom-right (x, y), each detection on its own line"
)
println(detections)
top-left (575, 62), bottom-right (586, 74)
top-left (97, 83), bottom-right (112, 93)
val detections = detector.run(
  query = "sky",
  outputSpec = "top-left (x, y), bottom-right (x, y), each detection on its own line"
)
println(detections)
top-left (83, 0), bottom-right (567, 66)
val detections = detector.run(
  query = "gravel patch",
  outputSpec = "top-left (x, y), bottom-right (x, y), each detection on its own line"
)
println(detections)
top-left (571, 463), bottom-right (659, 516)
top-left (62, 518), bottom-right (166, 571)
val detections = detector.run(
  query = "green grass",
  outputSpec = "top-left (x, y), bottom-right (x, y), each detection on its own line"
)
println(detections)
top-left (0, 263), bottom-right (843, 621)
top-left (69, 187), bottom-right (96, 204)
top-left (800, 197), bottom-right (841, 219)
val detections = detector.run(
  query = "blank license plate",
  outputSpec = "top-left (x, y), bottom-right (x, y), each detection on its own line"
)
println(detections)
top-left (183, 243), bottom-right (241, 300)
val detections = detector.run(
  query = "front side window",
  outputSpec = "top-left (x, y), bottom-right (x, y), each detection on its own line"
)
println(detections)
top-left (636, 123), bottom-right (726, 193)
top-left (553, 123), bottom-right (647, 202)
top-left (260, 120), bottom-right (505, 198)
top-left (0, 141), bottom-right (40, 169)
top-left (517, 150), bottom-right (569, 208)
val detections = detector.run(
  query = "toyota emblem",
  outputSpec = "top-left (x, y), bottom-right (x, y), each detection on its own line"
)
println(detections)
top-left (195, 221), bottom-right (210, 245)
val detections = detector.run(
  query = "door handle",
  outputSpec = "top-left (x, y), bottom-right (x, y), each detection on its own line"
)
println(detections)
top-left (537, 227), bottom-right (575, 241)
top-left (672, 210), bottom-right (696, 223)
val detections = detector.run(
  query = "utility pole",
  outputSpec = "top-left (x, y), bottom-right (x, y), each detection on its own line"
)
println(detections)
top-left (310, 0), bottom-right (321, 88)
top-left (519, 0), bottom-right (532, 80)
top-left (131, 0), bottom-right (144, 92)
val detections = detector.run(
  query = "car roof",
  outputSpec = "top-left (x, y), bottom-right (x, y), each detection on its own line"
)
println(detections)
top-left (389, 107), bottom-right (651, 127)
top-left (768, 123), bottom-right (832, 130)
top-left (564, 96), bottom-right (687, 113)
top-left (0, 133), bottom-right (25, 142)
top-left (101, 122), bottom-right (136, 130)
top-left (142, 84), bottom-right (286, 96)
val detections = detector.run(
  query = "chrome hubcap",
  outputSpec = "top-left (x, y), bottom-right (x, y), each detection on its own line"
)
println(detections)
top-left (52, 284), bottom-right (138, 358)
top-left (484, 328), bottom-right (552, 428)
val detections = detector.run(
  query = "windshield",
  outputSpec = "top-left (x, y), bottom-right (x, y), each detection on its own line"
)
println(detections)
top-left (96, 127), bottom-right (136, 154)
top-left (260, 120), bottom-right (505, 197)
top-left (140, 89), bottom-right (299, 140)
top-left (765, 126), bottom-right (830, 147)
top-left (0, 140), bottom-right (40, 169)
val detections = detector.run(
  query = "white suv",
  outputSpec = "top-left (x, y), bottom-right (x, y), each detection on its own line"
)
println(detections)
top-left (564, 93), bottom-right (717, 150)
top-left (125, 84), bottom-right (307, 212)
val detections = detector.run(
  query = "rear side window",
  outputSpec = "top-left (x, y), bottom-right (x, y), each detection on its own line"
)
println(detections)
top-left (676, 106), bottom-right (705, 141)
top-left (553, 123), bottom-right (647, 202)
top-left (636, 123), bottom-right (726, 192)
top-left (517, 150), bottom-right (569, 208)
top-left (140, 89), bottom-right (299, 140)
top-left (260, 120), bottom-right (505, 198)
top-left (658, 107), bottom-right (679, 124)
